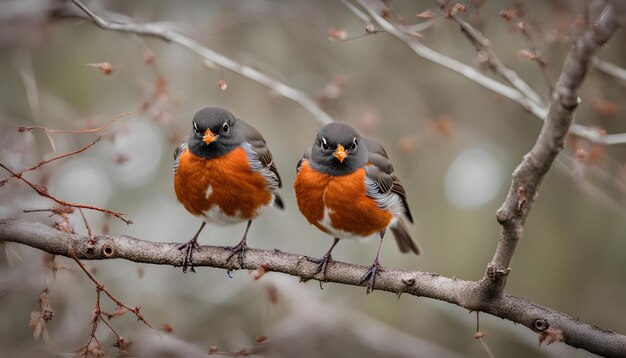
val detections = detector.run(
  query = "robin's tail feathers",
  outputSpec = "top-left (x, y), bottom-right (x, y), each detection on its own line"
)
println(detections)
top-left (273, 193), bottom-right (285, 210)
top-left (391, 220), bottom-right (420, 255)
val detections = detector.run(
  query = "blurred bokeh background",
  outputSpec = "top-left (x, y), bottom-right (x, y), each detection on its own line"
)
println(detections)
top-left (1, 0), bottom-right (625, 357)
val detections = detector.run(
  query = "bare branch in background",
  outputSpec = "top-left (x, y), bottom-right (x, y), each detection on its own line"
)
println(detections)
top-left (1, 218), bottom-right (625, 357)
top-left (18, 111), bottom-right (130, 135)
top-left (349, 0), bottom-right (626, 145)
top-left (594, 58), bottom-right (626, 86)
top-left (56, 0), bottom-right (335, 126)
top-left (487, 2), bottom-right (619, 291)
top-left (0, 162), bottom-right (132, 224)
top-left (515, 21), bottom-right (555, 94)
top-left (437, 0), bottom-right (545, 105)
top-left (0, 111), bottom-right (133, 223)
top-left (0, 137), bottom-right (100, 184)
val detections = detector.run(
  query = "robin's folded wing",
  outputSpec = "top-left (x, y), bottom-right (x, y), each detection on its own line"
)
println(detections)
top-left (240, 121), bottom-right (282, 190)
top-left (364, 138), bottom-right (414, 223)
top-left (296, 146), bottom-right (312, 173)
top-left (173, 140), bottom-right (188, 175)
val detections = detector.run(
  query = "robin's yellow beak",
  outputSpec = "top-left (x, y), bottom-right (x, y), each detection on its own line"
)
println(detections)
top-left (333, 144), bottom-right (348, 163)
top-left (203, 129), bottom-right (218, 144)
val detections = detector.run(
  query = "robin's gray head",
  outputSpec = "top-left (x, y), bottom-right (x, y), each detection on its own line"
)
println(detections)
top-left (309, 122), bottom-right (368, 176)
top-left (188, 107), bottom-right (244, 159)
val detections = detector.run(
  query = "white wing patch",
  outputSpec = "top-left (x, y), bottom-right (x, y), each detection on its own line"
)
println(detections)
top-left (364, 176), bottom-right (405, 218)
top-left (205, 185), bottom-right (213, 200)
top-left (173, 142), bottom-right (188, 175)
top-left (241, 142), bottom-right (280, 190)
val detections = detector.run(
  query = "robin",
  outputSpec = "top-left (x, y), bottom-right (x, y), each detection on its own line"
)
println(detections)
top-left (173, 107), bottom-right (283, 273)
top-left (294, 122), bottom-right (420, 293)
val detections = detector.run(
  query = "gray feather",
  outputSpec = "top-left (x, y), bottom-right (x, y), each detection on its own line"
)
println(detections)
top-left (390, 219), bottom-right (420, 255)
top-left (173, 140), bottom-right (188, 175)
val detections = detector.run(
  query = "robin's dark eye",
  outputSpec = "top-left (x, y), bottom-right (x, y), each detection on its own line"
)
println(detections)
top-left (221, 122), bottom-right (230, 134)
top-left (193, 122), bottom-right (201, 136)
top-left (320, 138), bottom-right (329, 150)
top-left (351, 137), bottom-right (358, 150)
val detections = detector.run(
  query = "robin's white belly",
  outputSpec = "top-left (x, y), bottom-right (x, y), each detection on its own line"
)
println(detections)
top-left (317, 206), bottom-right (370, 240)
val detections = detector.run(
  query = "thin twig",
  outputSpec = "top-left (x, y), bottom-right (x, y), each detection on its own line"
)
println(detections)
top-left (69, 250), bottom-right (152, 329)
top-left (437, 0), bottom-right (545, 105)
top-left (348, 0), bottom-right (626, 145)
top-left (593, 59), bottom-right (626, 85)
top-left (14, 49), bottom-right (41, 123)
top-left (1, 137), bottom-right (101, 183)
top-left (18, 112), bottom-right (131, 134)
top-left (78, 208), bottom-right (95, 244)
top-left (0, 163), bottom-right (132, 225)
top-left (478, 337), bottom-right (496, 358)
top-left (475, 312), bottom-right (496, 358)
top-left (65, 0), bottom-right (334, 126)
top-left (516, 21), bottom-right (554, 94)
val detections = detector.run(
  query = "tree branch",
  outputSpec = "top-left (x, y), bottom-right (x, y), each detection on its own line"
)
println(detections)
top-left (54, 0), bottom-right (334, 126)
top-left (351, 0), bottom-right (626, 145)
top-left (1, 218), bottom-right (625, 357)
top-left (437, 0), bottom-right (545, 105)
top-left (594, 58), bottom-right (626, 85)
top-left (487, 3), bottom-right (619, 291)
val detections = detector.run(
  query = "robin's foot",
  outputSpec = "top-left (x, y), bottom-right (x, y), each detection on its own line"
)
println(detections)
top-left (360, 259), bottom-right (384, 294)
top-left (177, 239), bottom-right (200, 273)
top-left (305, 253), bottom-right (334, 281)
top-left (226, 239), bottom-right (248, 269)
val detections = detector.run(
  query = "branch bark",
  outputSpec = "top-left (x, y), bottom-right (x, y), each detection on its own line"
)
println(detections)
top-left (1, 218), bottom-right (625, 357)
top-left (487, 2), bottom-right (620, 292)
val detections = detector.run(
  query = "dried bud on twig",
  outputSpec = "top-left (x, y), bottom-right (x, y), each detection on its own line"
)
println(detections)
top-left (416, 10), bottom-right (436, 18)
top-left (328, 28), bottom-right (348, 41)
top-left (86, 62), bottom-right (113, 75)
top-left (217, 79), bottom-right (228, 91)
top-left (28, 288), bottom-right (53, 342)
top-left (517, 49), bottom-right (536, 60)
top-left (451, 3), bottom-right (468, 14)
top-left (499, 9), bottom-right (518, 21)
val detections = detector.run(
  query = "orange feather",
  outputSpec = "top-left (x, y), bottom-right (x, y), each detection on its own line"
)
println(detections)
top-left (294, 161), bottom-right (392, 237)
top-left (174, 147), bottom-right (272, 219)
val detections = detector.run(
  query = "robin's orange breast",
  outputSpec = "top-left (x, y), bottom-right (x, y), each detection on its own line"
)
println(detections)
top-left (294, 161), bottom-right (392, 238)
top-left (174, 147), bottom-right (272, 222)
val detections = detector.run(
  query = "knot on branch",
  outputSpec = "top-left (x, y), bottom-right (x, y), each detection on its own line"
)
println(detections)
top-left (534, 318), bottom-right (548, 332)
top-left (397, 276), bottom-right (417, 298)
top-left (495, 208), bottom-right (508, 224)
top-left (85, 246), bottom-right (97, 258)
top-left (486, 264), bottom-right (511, 283)
top-left (79, 240), bottom-right (116, 259)
top-left (401, 277), bottom-right (416, 287)
top-left (516, 186), bottom-right (527, 211)
top-left (102, 243), bottom-right (115, 258)
top-left (555, 88), bottom-right (579, 111)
